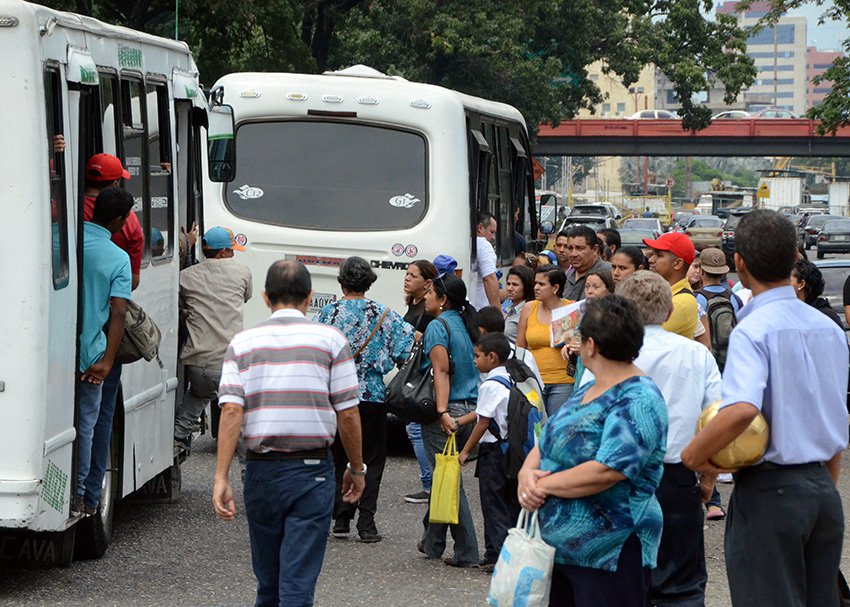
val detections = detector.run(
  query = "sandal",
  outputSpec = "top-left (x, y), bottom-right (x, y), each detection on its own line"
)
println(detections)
top-left (706, 505), bottom-right (726, 521)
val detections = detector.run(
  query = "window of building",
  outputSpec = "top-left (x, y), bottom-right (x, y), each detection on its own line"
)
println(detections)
top-left (749, 51), bottom-right (795, 59)
top-left (757, 64), bottom-right (794, 72)
top-left (747, 24), bottom-right (795, 46)
top-left (44, 67), bottom-right (68, 290)
top-left (813, 87), bottom-right (832, 94)
top-left (755, 78), bottom-right (795, 86)
top-left (775, 92), bottom-right (795, 98)
top-left (602, 103), bottom-right (611, 114)
top-left (616, 102), bottom-right (626, 114)
top-left (814, 63), bottom-right (834, 70)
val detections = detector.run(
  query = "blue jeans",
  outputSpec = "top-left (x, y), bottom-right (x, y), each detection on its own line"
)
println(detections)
top-left (543, 382), bottom-right (574, 416)
top-left (243, 457), bottom-right (335, 607)
top-left (81, 363), bottom-right (122, 509)
top-left (405, 422), bottom-right (432, 491)
top-left (76, 379), bottom-right (104, 499)
top-left (420, 401), bottom-right (479, 565)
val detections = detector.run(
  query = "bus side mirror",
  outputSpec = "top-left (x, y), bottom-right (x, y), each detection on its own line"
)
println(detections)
top-left (539, 194), bottom-right (556, 206)
top-left (540, 221), bottom-right (555, 235)
top-left (208, 104), bottom-right (235, 183)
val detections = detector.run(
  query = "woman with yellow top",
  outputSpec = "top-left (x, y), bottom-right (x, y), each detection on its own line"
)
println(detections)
top-left (517, 265), bottom-right (574, 415)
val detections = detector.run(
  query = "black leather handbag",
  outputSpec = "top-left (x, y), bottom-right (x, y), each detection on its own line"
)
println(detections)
top-left (385, 318), bottom-right (452, 424)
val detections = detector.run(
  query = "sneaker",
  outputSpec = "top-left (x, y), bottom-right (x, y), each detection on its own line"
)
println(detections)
top-left (358, 532), bottom-right (382, 543)
top-left (174, 435), bottom-right (191, 453)
top-left (332, 519), bottom-right (350, 538)
top-left (404, 490), bottom-right (430, 504)
top-left (70, 496), bottom-right (83, 517)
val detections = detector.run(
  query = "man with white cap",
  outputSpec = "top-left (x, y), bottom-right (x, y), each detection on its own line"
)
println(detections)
top-left (175, 227), bottom-right (253, 451)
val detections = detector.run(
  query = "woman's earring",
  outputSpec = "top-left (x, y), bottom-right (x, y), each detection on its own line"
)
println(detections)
top-left (439, 304), bottom-right (444, 311)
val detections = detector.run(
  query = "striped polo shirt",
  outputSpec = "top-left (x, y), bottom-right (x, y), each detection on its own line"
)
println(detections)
top-left (219, 309), bottom-right (360, 453)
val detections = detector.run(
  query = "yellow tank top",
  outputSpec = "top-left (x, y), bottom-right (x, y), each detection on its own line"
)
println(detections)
top-left (525, 300), bottom-right (573, 385)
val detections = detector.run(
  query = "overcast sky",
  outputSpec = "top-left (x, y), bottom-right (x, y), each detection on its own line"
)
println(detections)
top-left (790, 3), bottom-right (846, 50)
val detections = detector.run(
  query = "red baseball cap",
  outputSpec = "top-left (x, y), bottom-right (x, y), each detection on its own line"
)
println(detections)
top-left (85, 153), bottom-right (131, 182)
top-left (642, 232), bottom-right (696, 265)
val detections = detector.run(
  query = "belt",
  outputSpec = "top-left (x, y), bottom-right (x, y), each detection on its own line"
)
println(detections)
top-left (752, 461), bottom-right (825, 471)
top-left (246, 448), bottom-right (329, 461)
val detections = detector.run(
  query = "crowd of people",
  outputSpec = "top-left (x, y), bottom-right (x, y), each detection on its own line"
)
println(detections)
top-left (196, 207), bottom-right (850, 607)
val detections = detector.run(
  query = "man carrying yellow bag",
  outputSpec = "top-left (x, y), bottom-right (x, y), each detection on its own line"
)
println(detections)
top-left (430, 434), bottom-right (461, 525)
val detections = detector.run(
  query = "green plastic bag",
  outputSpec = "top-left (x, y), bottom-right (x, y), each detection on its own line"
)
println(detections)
top-left (429, 433), bottom-right (460, 524)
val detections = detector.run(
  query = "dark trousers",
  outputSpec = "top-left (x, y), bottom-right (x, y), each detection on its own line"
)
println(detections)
top-left (332, 402), bottom-right (387, 534)
top-left (549, 533), bottom-right (650, 607)
top-left (243, 457), bottom-right (334, 607)
top-left (726, 464), bottom-right (844, 607)
top-left (650, 463), bottom-right (707, 607)
top-left (477, 442), bottom-right (520, 563)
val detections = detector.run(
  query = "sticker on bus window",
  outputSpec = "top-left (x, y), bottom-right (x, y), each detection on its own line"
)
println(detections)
top-left (233, 184), bottom-right (264, 200)
top-left (389, 193), bottom-right (419, 209)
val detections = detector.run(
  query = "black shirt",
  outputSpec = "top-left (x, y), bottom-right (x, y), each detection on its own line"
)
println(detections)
top-left (404, 300), bottom-right (434, 334)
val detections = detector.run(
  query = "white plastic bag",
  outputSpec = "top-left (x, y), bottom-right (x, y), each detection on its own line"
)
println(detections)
top-left (487, 509), bottom-right (555, 607)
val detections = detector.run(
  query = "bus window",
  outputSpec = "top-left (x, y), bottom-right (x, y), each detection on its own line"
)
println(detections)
top-left (120, 77), bottom-right (148, 260)
top-left (496, 126), bottom-right (514, 261)
top-left (147, 82), bottom-right (173, 259)
top-left (99, 74), bottom-right (120, 157)
top-left (225, 121), bottom-right (427, 231)
top-left (45, 67), bottom-right (68, 290)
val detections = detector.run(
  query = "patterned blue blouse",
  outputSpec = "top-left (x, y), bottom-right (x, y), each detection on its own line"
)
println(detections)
top-left (537, 375), bottom-right (668, 571)
top-left (317, 299), bottom-right (415, 403)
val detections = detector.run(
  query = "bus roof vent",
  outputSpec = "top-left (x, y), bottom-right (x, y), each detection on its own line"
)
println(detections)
top-left (324, 65), bottom-right (407, 82)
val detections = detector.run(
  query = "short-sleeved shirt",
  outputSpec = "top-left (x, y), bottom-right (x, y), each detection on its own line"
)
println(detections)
top-left (696, 285), bottom-right (743, 316)
top-left (663, 278), bottom-right (699, 339)
top-left (503, 300), bottom-right (525, 343)
top-left (80, 222), bottom-right (132, 371)
top-left (403, 300), bottom-right (433, 334)
top-left (421, 310), bottom-right (478, 403)
top-left (564, 257), bottom-right (611, 301)
top-left (84, 195), bottom-right (144, 276)
top-left (471, 236), bottom-right (498, 310)
top-left (317, 299), bottom-right (414, 403)
top-left (179, 257), bottom-right (253, 368)
top-left (219, 309), bottom-right (359, 453)
top-left (720, 286), bottom-right (849, 464)
top-left (537, 376), bottom-right (668, 571)
top-left (476, 367), bottom-right (511, 443)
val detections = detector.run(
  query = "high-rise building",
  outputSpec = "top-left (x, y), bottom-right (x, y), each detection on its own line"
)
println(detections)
top-left (807, 46), bottom-right (843, 107)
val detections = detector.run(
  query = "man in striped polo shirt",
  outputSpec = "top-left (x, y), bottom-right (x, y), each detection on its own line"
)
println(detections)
top-left (213, 260), bottom-right (365, 607)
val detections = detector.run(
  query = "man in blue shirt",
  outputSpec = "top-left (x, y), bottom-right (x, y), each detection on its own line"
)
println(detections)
top-left (75, 188), bottom-right (133, 516)
top-left (683, 210), bottom-right (848, 607)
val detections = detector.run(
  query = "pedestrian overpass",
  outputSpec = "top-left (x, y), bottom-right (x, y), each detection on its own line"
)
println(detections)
top-left (535, 120), bottom-right (850, 157)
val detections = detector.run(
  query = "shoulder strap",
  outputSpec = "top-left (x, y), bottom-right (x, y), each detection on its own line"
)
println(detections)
top-left (486, 375), bottom-right (513, 390)
top-left (354, 306), bottom-right (390, 359)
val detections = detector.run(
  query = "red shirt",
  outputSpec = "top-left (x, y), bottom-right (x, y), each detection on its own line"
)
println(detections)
top-left (83, 195), bottom-right (144, 275)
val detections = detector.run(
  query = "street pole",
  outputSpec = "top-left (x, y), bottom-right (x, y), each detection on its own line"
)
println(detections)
top-left (175, 0), bottom-right (179, 39)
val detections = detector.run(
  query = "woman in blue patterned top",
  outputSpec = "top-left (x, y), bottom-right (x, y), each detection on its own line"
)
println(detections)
top-left (317, 256), bottom-right (414, 543)
top-left (517, 295), bottom-right (668, 607)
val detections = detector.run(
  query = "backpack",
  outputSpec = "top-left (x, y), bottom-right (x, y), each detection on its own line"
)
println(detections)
top-left (116, 300), bottom-right (163, 368)
top-left (485, 357), bottom-right (547, 481)
top-left (696, 286), bottom-right (737, 372)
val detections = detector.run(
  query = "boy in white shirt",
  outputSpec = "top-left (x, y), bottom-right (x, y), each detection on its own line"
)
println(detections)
top-left (458, 332), bottom-right (518, 571)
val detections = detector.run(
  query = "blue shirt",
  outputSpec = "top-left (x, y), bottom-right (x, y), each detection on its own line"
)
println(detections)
top-left (80, 222), bottom-right (132, 372)
top-left (720, 285), bottom-right (849, 464)
top-left (421, 310), bottom-right (478, 403)
top-left (316, 299), bottom-right (414, 402)
top-left (537, 376), bottom-right (668, 571)
top-left (695, 285), bottom-right (743, 315)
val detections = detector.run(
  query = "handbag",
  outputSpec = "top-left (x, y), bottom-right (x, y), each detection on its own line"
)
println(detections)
top-left (116, 300), bottom-right (163, 368)
top-left (487, 509), bottom-right (555, 607)
top-left (385, 317), bottom-right (452, 424)
top-left (428, 434), bottom-right (461, 524)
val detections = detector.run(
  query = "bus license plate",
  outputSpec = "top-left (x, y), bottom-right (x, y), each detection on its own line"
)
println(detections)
top-left (309, 292), bottom-right (337, 314)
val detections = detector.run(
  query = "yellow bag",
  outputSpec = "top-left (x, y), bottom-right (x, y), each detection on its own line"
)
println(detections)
top-left (429, 434), bottom-right (461, 525)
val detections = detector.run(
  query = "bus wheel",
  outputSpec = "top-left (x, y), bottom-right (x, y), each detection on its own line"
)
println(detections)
top-left (74, 442), bottom-right (117, 560)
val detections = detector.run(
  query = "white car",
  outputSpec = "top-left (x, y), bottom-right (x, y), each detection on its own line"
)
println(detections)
top-left (628, 109), bottom-right (677, 119)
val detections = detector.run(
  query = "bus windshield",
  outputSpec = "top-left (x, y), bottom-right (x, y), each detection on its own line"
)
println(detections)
top-left (225, 120), bottom-right (428, 231)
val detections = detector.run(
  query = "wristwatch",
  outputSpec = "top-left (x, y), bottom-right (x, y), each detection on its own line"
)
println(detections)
top-left (346, 462), bottom-right (367, 477)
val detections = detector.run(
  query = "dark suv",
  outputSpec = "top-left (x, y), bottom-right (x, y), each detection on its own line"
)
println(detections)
top-left (722, 208), bottom-right (754, 266)
top-left (798, 214), bottom-right (842, 250)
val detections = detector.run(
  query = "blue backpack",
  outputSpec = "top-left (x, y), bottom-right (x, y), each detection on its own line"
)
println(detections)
top-left (486, 365), bottom-right (546, 481)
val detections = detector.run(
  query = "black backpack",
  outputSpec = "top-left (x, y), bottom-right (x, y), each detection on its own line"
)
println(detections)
top-left (485, 355), bottom-right (546, 481)
top-left (696, 286), bottom-right (737, 372)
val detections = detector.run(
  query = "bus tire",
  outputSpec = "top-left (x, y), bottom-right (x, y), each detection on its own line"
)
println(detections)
top-left (74, 442), bottom-right (117, 560)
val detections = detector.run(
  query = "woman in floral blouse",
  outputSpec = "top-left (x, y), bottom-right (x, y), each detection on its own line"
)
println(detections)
top-left (317, 256), bottom-right (414, 543)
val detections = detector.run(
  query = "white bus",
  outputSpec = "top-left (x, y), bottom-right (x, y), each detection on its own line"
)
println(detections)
top-left (203, 66), bottom-right (537, 326)
top-left (0, 0), bottom-right (207, 565)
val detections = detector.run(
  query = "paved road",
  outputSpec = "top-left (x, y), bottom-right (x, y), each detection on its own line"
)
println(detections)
top-left (3, 433), bottom-right (850, 606)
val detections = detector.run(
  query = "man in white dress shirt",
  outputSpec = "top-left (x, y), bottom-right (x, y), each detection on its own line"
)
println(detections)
top-left (471, 211), bottom-right (501, 310)
top-left (617, 270), bottom-right (721, 607)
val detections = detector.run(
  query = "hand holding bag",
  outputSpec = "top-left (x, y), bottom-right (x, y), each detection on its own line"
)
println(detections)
top-left (429, 434), bottom-right (461, 524)
top-left (487, 509), bottom-right (555, 607)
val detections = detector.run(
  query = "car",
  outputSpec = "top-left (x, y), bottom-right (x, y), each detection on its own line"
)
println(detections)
top-left (816, 219), bottom-right (850, 259)
top-left (751, 107), bottom-right (799, 119)
top-left (721, 208), bottom-right (755, 266)
top-left (669, 210), bottom-right (696, 232)
top-left (622, 217), bottom-right (662, 236)
top-left (558, 215), bottom-right (619, 234)
top-left (712, 110), bottom-right (751, 120)
top-left (569, 203), bottom-right (617, 220)
top-left (600, 202), bottom-right (623, 221)
top-left (798, 214), bottom-right (843, 249)
top-left (627, 109), bottom-right (677, 120)
top-left (684, 215), bottom-right (724, 251)
top-left (619, 229), bottom-right (658, 248)
top-left (814, 259), bottom-right (850, 330)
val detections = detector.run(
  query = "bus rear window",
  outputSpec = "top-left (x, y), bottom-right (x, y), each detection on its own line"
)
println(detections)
top-left (225, 121), bottom-right (428, 231)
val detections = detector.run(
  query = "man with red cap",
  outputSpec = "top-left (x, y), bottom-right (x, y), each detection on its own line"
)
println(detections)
top-left (643, 232), bottom-right (699, 339)
top-left (83, 153), bottom-right (143, 290)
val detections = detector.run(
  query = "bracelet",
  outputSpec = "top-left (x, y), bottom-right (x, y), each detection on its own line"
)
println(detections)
top-left (439, 411), bottom-right (450, 417)
top-left (346, 462), bottom-right (367, 477)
